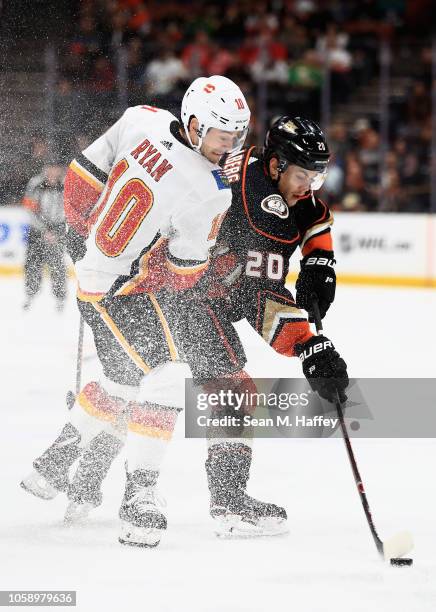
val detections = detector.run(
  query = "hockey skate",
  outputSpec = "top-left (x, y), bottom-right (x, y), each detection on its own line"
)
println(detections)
top-left (119, 469), bottom-right (167, 548)
top-left (206, 443), bottom-right (288, 538)
top-left (20, 423), bottom-right (81, 499)
top-left (20, 470), bottom-right (60, 500)
top-left (64, 432), bottom-right (123, 525)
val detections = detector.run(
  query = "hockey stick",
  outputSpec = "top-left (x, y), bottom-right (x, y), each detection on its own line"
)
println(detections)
top-left (66, 315), bottom-right (84, 409)
top-left (311, 299), bottom-right (413, 563)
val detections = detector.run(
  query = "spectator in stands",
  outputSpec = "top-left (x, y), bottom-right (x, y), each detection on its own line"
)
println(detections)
top-left (69, 15), bottom-right (102, 79)
top-left (144, 45), bottom-right (187, 101)
top-left (207, 41), bottom-right (236, 76)
top-left (103, 9), bottom-right (130, 59)
top-left (89, 55), bottom-right (115, 93)
top-left (125, 37), bottom-right (145, 91)
top-left (287, 50), bottom-right (323, 90)
top-left (407, 80), bottom-right (431, 126)
top-left (215, 5), bottom-right (245, 48)
top-left (316, 25), bottom-right (353, 101)
top-left (2, 0), bottom-right (432, 214)
top-left (337, 152), bottom-right (377, 212)
top-left (354, 121), bottom-right (380, 188)
top-left (182, 30), bottom-right (212, 78)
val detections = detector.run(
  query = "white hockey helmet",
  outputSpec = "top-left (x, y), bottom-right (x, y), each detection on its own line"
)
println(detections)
top-left (181, 75), bottom-right (251, 155)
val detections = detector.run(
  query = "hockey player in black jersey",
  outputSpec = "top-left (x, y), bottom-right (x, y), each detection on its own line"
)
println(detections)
top-left (201, 116), bottom-right (348, 536)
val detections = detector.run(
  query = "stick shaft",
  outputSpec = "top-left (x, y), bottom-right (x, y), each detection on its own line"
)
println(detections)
top-left (311, 301), bottom-right (383, 556)
top-left (75, 316), bottom-right (85, 395)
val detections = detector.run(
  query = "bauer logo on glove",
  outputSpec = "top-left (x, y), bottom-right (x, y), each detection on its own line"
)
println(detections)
top-left (295, 248), bottom-right (336, 321)
top-left (295, 334), bottom-right (349, 404)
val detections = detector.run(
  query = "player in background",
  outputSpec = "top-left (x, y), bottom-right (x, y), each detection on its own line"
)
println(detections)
top-left (20, 75), bottom-right (251, 548)
top-left (38, 116), bottom-right (348, 540)
top-left (22, 160), bottom-right (67, 311)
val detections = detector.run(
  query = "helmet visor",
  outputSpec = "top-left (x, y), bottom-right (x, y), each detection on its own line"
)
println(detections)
top-left (311, 168), bottom-right (328, 191)
top-left (203, 126), bottom-right (249, 155)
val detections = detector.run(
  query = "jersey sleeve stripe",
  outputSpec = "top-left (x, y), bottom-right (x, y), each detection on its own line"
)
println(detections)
top-left (267, 310), bottom-right (308, 345)
top-left (76, 152), bottom-right (109, 185)
top-left (69, 159), bottom-right (106, 192)
top-left (300, 217), bottom-right (333, 249)
top-left (271, 320), bottom-right (313, 357)
top-left (301, 228), bottom-right (333, 255)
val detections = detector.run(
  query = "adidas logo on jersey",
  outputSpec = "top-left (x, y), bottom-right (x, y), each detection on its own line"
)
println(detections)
top-left (160, 140), bottom-right (173, 150)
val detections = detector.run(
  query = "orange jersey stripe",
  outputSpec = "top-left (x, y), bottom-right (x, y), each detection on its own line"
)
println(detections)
top-left (301, 231), bottom-right (333, 256)
top-left (271, 320), bottom-right (313, 357)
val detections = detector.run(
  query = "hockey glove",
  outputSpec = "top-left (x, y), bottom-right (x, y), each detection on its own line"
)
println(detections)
top-left (295, 334), bottom-right (348, 403)
top-left (295, 249), bottom-right (336, 321)
top-left (66, 226), bottom-right (87, 263)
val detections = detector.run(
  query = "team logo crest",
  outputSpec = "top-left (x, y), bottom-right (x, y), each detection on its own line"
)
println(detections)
top-left (261, 194), bottom-right (289, 219)
top-left (282, 120), bottom-right (298, 134)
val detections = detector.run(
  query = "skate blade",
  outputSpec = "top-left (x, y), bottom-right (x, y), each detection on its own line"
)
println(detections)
top-left (20, 475), bottom-right (59, 501)
top-left (213, 515), bottom-right (289, 539)
top-left (64, 501), bottom-right (95, 525)
top-left (119, 521), bottom-right (163, 548)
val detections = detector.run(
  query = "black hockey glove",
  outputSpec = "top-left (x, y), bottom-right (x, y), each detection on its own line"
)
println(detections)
top-left (295, 249), bottom-right (336, 321)
top-left (65, 226), bottom-right (87, 263)
top-left (295, 334), bottom-right (348, 403)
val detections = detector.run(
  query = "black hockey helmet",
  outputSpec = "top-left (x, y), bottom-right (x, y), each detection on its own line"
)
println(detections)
top-left (263, 116), bottom-right (330, 176)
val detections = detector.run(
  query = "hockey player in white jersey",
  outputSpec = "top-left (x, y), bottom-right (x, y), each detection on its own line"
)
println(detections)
top-left (21, 76), bottom-right (250, 547)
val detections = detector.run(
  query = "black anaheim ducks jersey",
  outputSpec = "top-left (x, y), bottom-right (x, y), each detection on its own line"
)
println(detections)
top-left (211, 147), bottom-right (333, 356)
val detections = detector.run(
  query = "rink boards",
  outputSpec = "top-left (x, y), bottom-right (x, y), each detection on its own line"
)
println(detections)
top-left (1, 207), bottom-right (435, 287)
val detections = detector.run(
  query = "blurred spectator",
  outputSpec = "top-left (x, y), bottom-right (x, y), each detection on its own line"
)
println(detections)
top-left (207, 42), bottom-right (235, 76)
top-left (89, 55), bottom-right (115, 93)
top-left (125, 37), bottom-right (145, 89)
top-left (69, 15), bottom-right (102, 79)
top-left (316, 25), bottom-right (353, 100)
top-left (215, 6), bottom-right (245, 47)
top-left (182, 30), bottom-right (212, 78)
top-left (407, 81), bottom-right (431, 126)
top-left (0, 0), bottom-right (432, 213)
top-left (337, 153), bottom-right (377, 211)
top-left (144, 46), bottom-right (187, 97)
top-left (288, 50), bottom-right (323, 90)
top-left (103, 10), bottom-right (130, 58)
top-left (355, 124), bottom-right (380, 187)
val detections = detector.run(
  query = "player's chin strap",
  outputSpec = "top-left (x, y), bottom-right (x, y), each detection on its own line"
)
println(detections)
top-left (311, 298), bottom-right (413, 563)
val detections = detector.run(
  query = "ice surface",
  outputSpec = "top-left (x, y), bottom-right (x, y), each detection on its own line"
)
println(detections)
top-left (1, 277), bottom-right (435, 611)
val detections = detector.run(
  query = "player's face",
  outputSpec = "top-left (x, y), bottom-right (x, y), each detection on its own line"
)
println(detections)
top-left (277, 164), bottom-right (324, 206)
top-left (200, 128), bottom-right (246, 164)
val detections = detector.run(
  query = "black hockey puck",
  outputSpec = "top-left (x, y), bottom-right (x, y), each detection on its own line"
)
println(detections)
top-left (390, 558), bottom-right (413, 566)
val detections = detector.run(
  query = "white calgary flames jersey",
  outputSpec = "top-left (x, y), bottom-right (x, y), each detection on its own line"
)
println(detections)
top-left (73, 105), bottom-right (232, 295)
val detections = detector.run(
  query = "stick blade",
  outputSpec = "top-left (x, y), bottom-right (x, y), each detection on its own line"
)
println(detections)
top-left (383, 531), bottom-right (414, 561)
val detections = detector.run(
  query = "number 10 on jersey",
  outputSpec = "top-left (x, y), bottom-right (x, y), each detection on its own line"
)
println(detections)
top-left (94, 159), bottom-right (154, 257)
